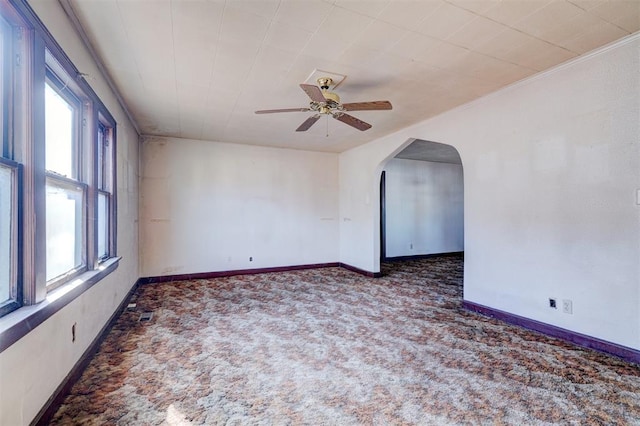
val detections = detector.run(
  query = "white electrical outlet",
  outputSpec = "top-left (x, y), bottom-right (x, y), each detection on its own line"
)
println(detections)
top-left (562, 299), bottom-right (573, 314)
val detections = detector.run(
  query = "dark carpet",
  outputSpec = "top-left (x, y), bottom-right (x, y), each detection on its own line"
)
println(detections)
top-left (51, 257), bottom-right (640, 425)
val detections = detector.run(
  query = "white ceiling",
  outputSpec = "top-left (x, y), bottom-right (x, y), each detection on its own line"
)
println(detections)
top-left (395, 139), bottom-right (462, 163)
top-left (64, 0), bottom-right (639, 153)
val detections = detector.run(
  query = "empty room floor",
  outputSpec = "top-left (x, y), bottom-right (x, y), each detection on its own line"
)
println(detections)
top-left (51, 257), bottom-right (640, 424)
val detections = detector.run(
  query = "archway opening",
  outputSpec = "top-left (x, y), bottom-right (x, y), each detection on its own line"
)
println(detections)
top-left (379, 139), bottom-right (464, 265)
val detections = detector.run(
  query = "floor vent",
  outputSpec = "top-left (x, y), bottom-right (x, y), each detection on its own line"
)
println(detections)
top-left (139, 312), bottom-right (153, 322)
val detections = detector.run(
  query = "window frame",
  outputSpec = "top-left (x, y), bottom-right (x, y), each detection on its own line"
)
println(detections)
top-left (0, 0), bottom-right (120, 331)
top-left (95, 117), bottom-right (116, 263)
top-left (0, 1), bottom-right (25, 317)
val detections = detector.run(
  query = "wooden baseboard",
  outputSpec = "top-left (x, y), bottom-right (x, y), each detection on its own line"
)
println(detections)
top-left (139, 262), bottom-right (341, 284)
top-left (339, 262), bottom-right (382, 278)
top-left (32, 280), bottom-right (140, 426)
top-left (463, 301), bottom-right (640, 365)
top-left (383, 251), bottom-right (464, 263)
top-left (140, 262), bottom-right (384, 283)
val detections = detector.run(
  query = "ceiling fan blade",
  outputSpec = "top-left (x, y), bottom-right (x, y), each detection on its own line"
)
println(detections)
top-left (255, 107), bottom-right (310, 114)
top-left (300, 84), bottom-right (327, 103)
top-left (333, 113), bottom-right (372, 131)
top-left (296, 114), bottom-right (322, 132)
top-left (341, 101), bottom-right (392, 111)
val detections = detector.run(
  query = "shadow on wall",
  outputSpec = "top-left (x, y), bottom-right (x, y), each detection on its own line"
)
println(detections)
top-left (379, 139), bottom-right (464, 261)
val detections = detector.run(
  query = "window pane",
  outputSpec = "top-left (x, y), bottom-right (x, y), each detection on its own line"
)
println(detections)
top-left (97, 125), bottom-right (104, 189)
top-left (97, 192), bottom-right (108, 259)
top-left (1, 21), bottom-right (4, 154)
top-left (1, 17), bottom-right (7, 157)
top-left (46, 180), bottom-right (84, 281)
top-left (0, 165), bottom-right (13, 303)
top-left (45, 82), bottom-right (75, 177)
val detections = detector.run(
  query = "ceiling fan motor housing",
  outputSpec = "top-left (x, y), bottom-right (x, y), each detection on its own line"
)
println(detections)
top-left (321, 91), bottom-right (340, 104)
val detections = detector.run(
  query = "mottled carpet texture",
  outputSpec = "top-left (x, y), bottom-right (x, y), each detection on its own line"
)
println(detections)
top-left (52, 257), bottom-right (640, 425)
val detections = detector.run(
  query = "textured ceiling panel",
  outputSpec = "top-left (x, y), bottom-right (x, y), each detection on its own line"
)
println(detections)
top-left (67, 0), bottom-right (640, 153)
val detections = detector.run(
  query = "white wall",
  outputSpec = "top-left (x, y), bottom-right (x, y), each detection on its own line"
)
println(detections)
top-left (0, 1), bottom-right (140, 425)
top-left (140, 137), bottom-right (339, 277)
top-left (339, 35), bottom-right (640, 349)
top-left (384, 159), bottom-right (464, 257)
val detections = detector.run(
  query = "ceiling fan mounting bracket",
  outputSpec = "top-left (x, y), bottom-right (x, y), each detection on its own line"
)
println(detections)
top-left (317, 77), bottom-right (333, 90)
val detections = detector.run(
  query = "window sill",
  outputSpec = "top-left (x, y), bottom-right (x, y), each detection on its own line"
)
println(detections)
top-left (0, 257), bottom-right (121, 353)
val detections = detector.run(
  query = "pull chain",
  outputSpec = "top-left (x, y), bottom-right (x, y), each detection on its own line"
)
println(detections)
top-left (326, 115), bottom-right (329, 137)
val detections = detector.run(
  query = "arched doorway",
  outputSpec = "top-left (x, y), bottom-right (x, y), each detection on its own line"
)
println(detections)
top-left (379, 139), bottom-right (464, 263)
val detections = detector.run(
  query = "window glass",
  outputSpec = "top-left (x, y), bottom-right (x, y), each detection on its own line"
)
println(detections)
top-left (1, 16), bottom-right (8, 158)
top-left (0, 10), bottom-right (19, 316)
top-left (1, 20), bottom-right (4, 155)
top-left (45, 82), bottom-right (75, 177)
top-left (0, 164), bottom-right (13, 303)
top-left (97, 124), bottom-right (104, 189)
top-left (96, 121), bottom-right (113, 261)
top-left (45, 179), bottom-right (84, 281)
top-left (97, 192), bottom-right (108, 259)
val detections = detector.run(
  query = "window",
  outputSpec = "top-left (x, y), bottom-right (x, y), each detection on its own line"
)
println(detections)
top-left (97, 122), bottom-right (114, 261)
top-left (0, 7), bottom-right (20, 316)
top-left (0, 0), bottom-right (119, 320)
top-left (45, 78), bottom-right (86, 287)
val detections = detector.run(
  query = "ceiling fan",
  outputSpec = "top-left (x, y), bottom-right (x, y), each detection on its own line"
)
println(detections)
top-left (255, 77), bottom-right (392, 132)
